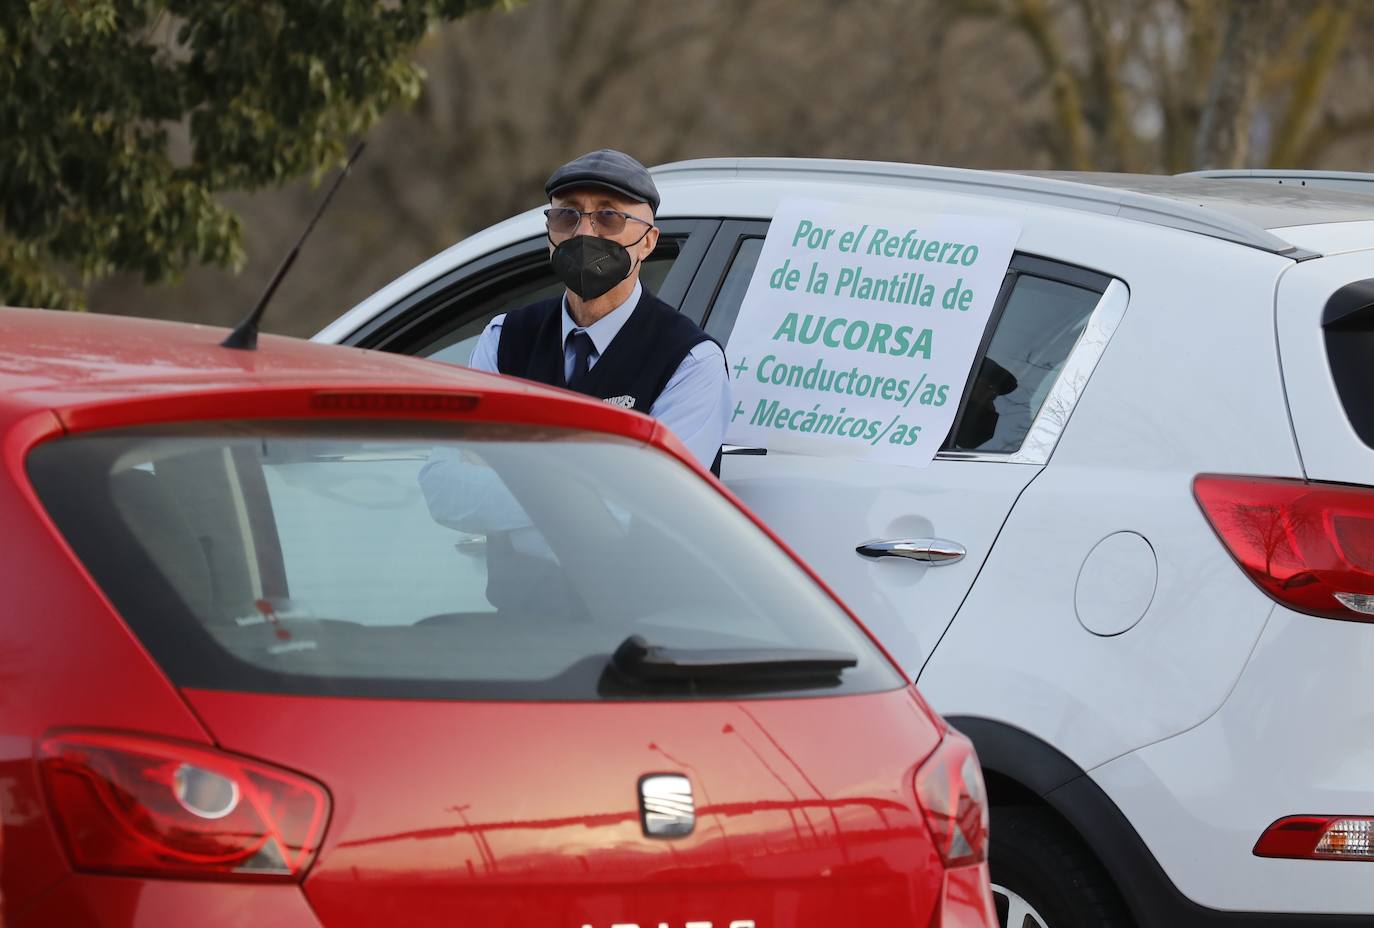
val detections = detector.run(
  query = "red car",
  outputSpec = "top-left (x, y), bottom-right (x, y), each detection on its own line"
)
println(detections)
top-left (0, 307), bottom-right (995, 927)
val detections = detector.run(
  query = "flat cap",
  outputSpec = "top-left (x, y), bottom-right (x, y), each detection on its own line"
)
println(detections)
top-left (545, 149), bottom-right (660, 214)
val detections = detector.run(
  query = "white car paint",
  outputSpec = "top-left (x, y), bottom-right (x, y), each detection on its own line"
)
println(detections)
top-left (316, 159), bottom-right (1374, 919)
top-left (1275, 249), bottom-right (1374, 484)
top-left (1093, 602), bottom-right (1374, 914)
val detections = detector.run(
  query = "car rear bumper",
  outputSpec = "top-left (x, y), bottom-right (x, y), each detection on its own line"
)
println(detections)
top-left (1093, 604), bottom-right (1374, 917)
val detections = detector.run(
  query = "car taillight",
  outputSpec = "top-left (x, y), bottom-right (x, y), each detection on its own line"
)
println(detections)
top-left (1194, 474), bottom-right (1374, 622)
top-left (1256, 816), bottom-right (1374, 861)
top-left (38, 731), bottom-right (329, 881)
top-left (914, 729), bottom-right (988, 868)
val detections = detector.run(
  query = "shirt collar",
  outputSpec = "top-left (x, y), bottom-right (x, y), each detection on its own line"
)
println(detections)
top-left (561, 280), bottom-right (642, 356)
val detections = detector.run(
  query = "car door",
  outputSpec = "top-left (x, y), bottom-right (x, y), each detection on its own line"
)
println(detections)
top-left (689, 221), bottom-right (1125, 677)
top-left (339, 219), bottom-right (720, 361)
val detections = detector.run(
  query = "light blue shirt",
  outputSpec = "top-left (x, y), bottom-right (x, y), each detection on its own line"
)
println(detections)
top-left (467, 282), bottom-right (731, 467)
top-left (420, 283), bottom-right (731, 537)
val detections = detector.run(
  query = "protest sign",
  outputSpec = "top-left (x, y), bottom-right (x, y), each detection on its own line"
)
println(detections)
top-left (724, 198), bottom-right (1021, 466)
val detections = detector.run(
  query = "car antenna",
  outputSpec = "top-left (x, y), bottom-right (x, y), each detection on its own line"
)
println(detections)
top-left (221, 141), bottom-right (366, 350)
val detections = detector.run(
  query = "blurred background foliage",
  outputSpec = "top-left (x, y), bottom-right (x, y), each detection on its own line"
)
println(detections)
top-left (4, 0), bottom-right (1374, 334)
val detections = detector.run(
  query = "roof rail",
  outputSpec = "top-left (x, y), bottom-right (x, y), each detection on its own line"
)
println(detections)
top-left (1180, 169), bottom-right (1374, 196)
top-left (650, 157), bottom-right (1316, 259)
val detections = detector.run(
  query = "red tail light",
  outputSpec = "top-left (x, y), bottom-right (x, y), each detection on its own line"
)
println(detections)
top-left (1256, 816), bottom-right (1374, 861)
top-left (38, 731), bottom-right (329, 881)
top-left (1194, 475), bottom-right (1374, 622)
top-left (914, 729), bottom-right (988, 868)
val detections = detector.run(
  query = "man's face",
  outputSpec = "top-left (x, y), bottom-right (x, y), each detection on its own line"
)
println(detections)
top-left (547, 187), bottom-right (658, 265)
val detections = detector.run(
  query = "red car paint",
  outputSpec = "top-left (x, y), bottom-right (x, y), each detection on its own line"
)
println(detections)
top-left (0, 307), bottom-right (995, 927)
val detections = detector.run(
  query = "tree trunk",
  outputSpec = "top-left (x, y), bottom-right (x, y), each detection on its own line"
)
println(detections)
top-left (1193, 0), bottom-right (1271, 169)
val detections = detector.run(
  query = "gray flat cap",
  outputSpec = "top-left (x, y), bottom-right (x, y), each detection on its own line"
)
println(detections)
top-left (545, 149), bottom-right (660, 214)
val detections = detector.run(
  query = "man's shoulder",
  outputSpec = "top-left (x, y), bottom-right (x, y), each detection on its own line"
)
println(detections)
top-left (494, 297), bottom-right (564, 375)
top-left (685, 338), bottom-right (726, 362)
top-left (502, 296), bottom-right (563, 329)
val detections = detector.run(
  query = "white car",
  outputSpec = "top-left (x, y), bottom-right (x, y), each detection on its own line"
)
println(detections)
top-left (317, 160), bottom-right (1374, 927)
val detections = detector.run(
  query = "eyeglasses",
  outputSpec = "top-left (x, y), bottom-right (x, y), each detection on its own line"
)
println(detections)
top-left (544, 207), bottom-right (653, 237)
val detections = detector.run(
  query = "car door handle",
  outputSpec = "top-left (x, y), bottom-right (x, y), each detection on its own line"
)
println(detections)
top-left (722, 445), bottom-right (767, 456)
top-left (855, 538), bottom-right (966, 564)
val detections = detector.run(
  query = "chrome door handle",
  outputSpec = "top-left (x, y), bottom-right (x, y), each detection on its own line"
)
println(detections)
top-left (855, 538), bottom-right (966, 564)
top-left (722, 445), bottom-right (767, 456)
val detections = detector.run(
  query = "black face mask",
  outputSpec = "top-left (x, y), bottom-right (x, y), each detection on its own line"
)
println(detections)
top-left (548, 229), bottom-right (650, 300)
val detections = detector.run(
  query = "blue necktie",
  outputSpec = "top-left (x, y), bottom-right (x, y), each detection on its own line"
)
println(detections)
top-left (567, 330), bottom-right (594, 388)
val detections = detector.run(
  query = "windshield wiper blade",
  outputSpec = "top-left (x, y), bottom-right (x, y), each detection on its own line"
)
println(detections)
top-left (610, 635), bottom-right (857, 684)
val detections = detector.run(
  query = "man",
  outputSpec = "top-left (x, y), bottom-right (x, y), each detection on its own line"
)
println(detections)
top-left (473, 148), bottom-right (730, 469)
top-left (419, 150), bottom-right (730, 612)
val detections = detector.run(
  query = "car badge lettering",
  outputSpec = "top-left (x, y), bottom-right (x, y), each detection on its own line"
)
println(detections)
top-left (639, 774), bottom-right (694, 838)
top-left (604, 394), bottom-right (636, 409)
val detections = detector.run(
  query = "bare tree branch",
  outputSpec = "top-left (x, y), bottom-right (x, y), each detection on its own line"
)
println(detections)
top-left (1193, 0), bottom-right (1270, 168)
top-left (1295, 108), bottom-right (1374, 166)
top-left (668, 0), bottom-right (761, 146)
top-left (1259, 4), bottom-right (1324, 96)
top-left (1177, 0), bottom-right (1222, 165)
top-left (1265, 1), bottom-right (1352, 167)
top-left (1075, 0), bottom-right (1134, 170)
top-left (1146, 1), bottom-right (1192, 172)
top-left (949, 0), bottom-right (1009, 17)
top-left (1012, 0), bottom-right (1092, 169)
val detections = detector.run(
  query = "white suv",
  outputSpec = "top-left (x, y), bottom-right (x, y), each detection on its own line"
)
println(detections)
top-left (316, 160), bottom-right (1374, 927)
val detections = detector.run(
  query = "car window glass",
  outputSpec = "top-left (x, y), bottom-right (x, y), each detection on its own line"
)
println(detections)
top-left (29, 423), bottom-right (902, 701)
top-left (421, 243), bottom-right (681, 368)
top-left (421, 275), bottom-right (563, 367)
top-left (703, 237), bottom-right (766, 343)
top-left (950, 275), bottom-right (1101, 453)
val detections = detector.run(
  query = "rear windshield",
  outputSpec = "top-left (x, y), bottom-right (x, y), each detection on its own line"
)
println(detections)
top-left (1325, 278), bottom-right (1374, 449)
top-left (29, 422), bottom-right (900, 700)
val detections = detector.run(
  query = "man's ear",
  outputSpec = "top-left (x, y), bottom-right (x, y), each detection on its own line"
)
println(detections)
top-left (639, 224), bottom-right (660, 260)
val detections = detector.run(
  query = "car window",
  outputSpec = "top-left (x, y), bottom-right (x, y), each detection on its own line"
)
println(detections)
top-left (419, 244), bottom-right (681, 368)
top-left (419, 273), bottom-right (564, 367)
top-left (29, 421), bottom-right (902, 701)
top-left (948, 275), bottom-right (1101, 453)
top-left (700, 229), bottom-right (1106, 456)
top-left (348, 222), bottom-right (716, 363)
top-left (703, 237), bottom-right (765, 343)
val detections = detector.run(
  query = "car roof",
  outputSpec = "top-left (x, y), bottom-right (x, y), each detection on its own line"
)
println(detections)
top-left (0, 307), bottom-right (665, 446)
top-left (1027, 170), bottom-right (1374, 230)
top-left (1180, 168), bottom-right (1374, 197)
top-left (316, 157), bottom-right (1374, 345)
top-left (651, 158), bottom-right (1374, 258)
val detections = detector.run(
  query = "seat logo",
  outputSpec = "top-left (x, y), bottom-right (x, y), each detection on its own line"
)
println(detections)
top-left (639, 774), bottom-right (694, 837)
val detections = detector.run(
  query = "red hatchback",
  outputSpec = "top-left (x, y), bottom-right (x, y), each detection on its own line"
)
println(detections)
top-left (0, 307), bottom-right (995, 928)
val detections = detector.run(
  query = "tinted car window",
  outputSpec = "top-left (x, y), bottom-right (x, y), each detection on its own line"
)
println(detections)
top-left (29, 422), bottom-right (901, 701)
top-left (418, 244), bottom-right (681, 368)
top-left (704, 237), bottom-right (765, 343)
top-left (420, 275), bottom-right (563, 367)
top-left (950, 275), bottom-right (1101, 453)
top-left (1323, 278), bottom-right (1374, 449)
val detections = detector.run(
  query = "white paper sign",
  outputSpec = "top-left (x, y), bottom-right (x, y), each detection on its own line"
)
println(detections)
top-left (724, 198), bottom-right (1021, 466)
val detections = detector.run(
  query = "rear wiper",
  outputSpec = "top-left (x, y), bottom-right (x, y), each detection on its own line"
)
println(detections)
top-left (610, 635), bottom-right (857, 684)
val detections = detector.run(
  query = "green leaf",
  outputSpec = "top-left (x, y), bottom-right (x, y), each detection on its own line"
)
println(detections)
top-left (0, 0), bottom-right (517, 308)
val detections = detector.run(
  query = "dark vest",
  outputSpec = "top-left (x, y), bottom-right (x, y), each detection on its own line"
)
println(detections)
top-left (496, 289), bottom-right (720, 421)
top-left (484, 290), bottom-right (723, 616)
